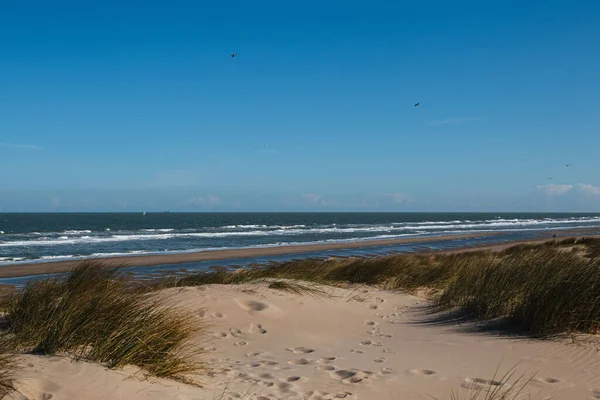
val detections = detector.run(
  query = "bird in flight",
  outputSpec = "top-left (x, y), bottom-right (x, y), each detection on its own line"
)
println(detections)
top-left (548, 177), bottom-right (552, 180)
top-left (414, 103), bottom-right (420, 107)
top-left (566, 163), bottom-right (573, 167)
top-left (231, 53), bottom-right (237, 58)
top-left (525, 158), bottom-right (531, 162)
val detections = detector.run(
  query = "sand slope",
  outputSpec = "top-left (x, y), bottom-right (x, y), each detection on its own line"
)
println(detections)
top-left (7, 282), bottom-right (600, 399)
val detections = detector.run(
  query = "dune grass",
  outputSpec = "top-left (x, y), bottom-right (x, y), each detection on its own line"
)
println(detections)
top-left (178, 237), bottom-right (600, 337)
top-left (267, 280), bottom-right (328, 297)
top-left (0, 352), bottom-right (16, 397)
top-left (2, 261), bottom-right (204, 381)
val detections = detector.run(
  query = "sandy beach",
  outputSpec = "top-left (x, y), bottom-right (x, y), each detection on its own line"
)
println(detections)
top-left (7, 281), bottom-right (600, 399)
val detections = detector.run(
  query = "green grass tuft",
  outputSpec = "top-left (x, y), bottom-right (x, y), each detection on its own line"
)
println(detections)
top-left (179, 237), bottom-right (600, 337)
top-left (4, 261), bottom-right (204, 381)
top-left (267, 280), bottom-right (327, 297)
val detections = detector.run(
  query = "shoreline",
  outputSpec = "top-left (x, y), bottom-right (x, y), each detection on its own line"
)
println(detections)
top-left (0, 227), bottom-right (600, 279)
top-left (1, 233), bottom-right (495, 278)
top-left (0, 228), bottom-right (597, 279)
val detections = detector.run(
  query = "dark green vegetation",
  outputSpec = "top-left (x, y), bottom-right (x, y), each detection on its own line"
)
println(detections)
top-left (1, 261), bottom-right (203, 385)
top-left (178, 237), bottom-right (600, 337)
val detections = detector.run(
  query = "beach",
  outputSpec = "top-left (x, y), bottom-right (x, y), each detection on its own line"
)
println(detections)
top-left (8, 280), bottom-right (600, 399)
top-left (2, 235), bottom-right (600, 399)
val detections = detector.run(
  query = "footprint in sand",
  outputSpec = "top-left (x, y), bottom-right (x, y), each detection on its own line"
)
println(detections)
top-left (277, 381), bottom-right (294, 393)
top-left (245, 351), bottom-right (261, 357)
top-left (536, 377), bottom-right (561, 384)
top-left (382, 348), bottom-right (395, 354)
top-left (286, 346), bottom-right (315, 354)
top-left (364, 320), bottom-right (377, 326)
top-left (288, 358), bottom-right (311, 365)
top-left (410, 368), bottom-right (436, 376)
top-left (331, 369), bottom-right (374, 385)
top-left (259, 373), bottom-right (274, 379)
top-left (350, 349), bottom-right (364, 354)
top-left (236, 299), bottom-right (269, 312)
top-left (379, 367), bottom-right (393, 376)
top-left (215, 332), bottom-right (228, 338)
top-left (359, 340), bottom-right (382, 347)
top-left (319, 357), bottom-right (336, 363)
top-left (304, 391), bottom-right (355, 400)
top-left (317, 365), bottom-right (336, 371)
top-left (373, 357), bottom-right (385, 363)
top-left (591, 389), bottom-right (600, 399)
top-left (229, 328), bottom-right (244, 337)
top-left (211, 312), bottom-right (225, 318)
top-left (250, 323), bottom-right (267, 334)
top-left (287, 376), bottom-right (302, 382)
top-left (264, 360), bottom-right (278, 366)
top-left (234, 341), bottom-right (248, 346)
top-left (378, 333), bottom-right (393, 338)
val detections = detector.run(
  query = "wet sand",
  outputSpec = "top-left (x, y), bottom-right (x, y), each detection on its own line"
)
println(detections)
top-left (0, 229), bottom-right (596, 279)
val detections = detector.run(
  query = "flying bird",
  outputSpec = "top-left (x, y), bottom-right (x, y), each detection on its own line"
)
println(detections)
top-left (414, 103), bottom-right (420, 107)
top-left (566, 163), bottom-right (573, 167)
top-left (231, 53), bottom-right (237, 58)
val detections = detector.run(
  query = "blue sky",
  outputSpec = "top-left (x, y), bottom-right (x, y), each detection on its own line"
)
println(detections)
top-left (1, 0), bottom-right (599, 211)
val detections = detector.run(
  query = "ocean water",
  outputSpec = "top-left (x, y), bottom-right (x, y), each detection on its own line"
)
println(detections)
top-left (1, 212), bottom-right (600, 266)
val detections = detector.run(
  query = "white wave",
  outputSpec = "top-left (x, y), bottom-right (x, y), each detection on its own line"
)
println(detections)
top-left (0, 231), bottom-right (4, 234)
top-left (221, 224), bottom-right (268, 229)
top-left (142, 228), bottom-right (175, 232)
top-left (2, 217), bottom-right (599, 249)
top-left (220, 224), bottom-right (306, 230)
top-left (63, 230), bottom-right (92, 234)
top-left (0, 257), bottom-right (26, 261)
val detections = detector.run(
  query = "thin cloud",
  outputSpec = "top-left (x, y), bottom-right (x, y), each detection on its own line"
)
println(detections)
top-left (536, 184), bottom-right (573, 196)
top-left (184, 195), bottom-right (220, 206)
top-left (428, 117), bottom-right (485, 126)
top-left (301, 193), bottom-right (338, 207)
top-left (578, 184), bottom-right (600, 196)
top-left (0, 142), bottom-right (43, 150)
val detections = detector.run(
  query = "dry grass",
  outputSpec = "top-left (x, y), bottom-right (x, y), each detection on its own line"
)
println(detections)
top-left (179, 237), bottom-right (600, 337)
top-left (3, 261), bottom-right (204, 381)
top-left (267, 280), bottom-right (327, 297)
top-left (0, 352), bottom-right (16, 397)
top-left (437, 364), bottom-right (535, 400)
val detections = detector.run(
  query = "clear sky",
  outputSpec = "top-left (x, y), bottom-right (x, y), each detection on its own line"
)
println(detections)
top-left (1, 0), bottom-right (599, 212)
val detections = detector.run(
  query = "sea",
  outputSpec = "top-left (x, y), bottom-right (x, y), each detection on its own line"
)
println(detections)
top-left (2, 213), bottom-right (600, 272)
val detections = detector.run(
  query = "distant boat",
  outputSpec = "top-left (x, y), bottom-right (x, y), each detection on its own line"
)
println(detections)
top-left (162, 210), bottom-right (170, 213)
top-left (143, 212), bottom-right (146, 216)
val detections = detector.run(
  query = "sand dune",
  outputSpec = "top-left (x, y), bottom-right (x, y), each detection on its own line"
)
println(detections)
top-left (7, 282), bottom-right (600, 399)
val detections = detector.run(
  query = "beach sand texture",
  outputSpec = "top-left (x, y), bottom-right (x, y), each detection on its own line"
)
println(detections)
top-left (7, 281), bottom-right (600, 399)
